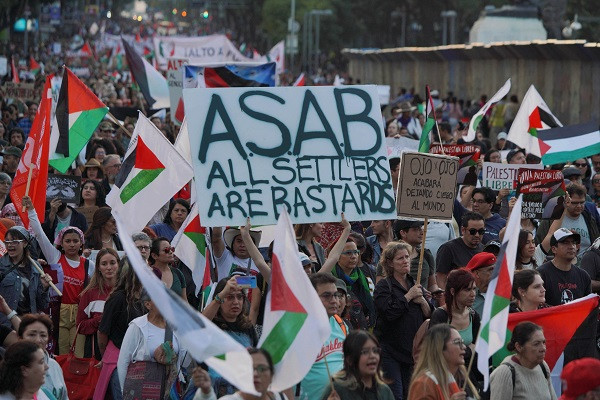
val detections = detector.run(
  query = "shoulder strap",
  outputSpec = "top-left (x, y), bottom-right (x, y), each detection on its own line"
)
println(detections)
top-left (333, 314), bottom-right (347, 337)
top-left (83, 258), bottom-right (90, 288)
top-left (539, 363), bottom-right (549, 379)
top-left (500, 362), bottom-right (516, 391)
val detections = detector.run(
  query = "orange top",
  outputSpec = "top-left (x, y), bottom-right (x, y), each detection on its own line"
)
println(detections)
top-left (408, 372), bottom-right (461, 400)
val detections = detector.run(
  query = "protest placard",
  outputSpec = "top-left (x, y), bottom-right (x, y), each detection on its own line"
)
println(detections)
top-left (166, 58), bottom-right (188, 125)
top-left (183, 85), bottom-right (396, 226)
top-left (386, 137), bottom-right (419, 159)
top-left (46, 174), bottom-right (81, 204)
top-left (0, 57), bottom-right (6, 77)
top-left (430, 144), bottom-right (480, 185)
top-left (2, 82), bottom-right (36, 100)
top-left (516, 169), bottom-right (565, 219)
top-left (396, 152), bottom-right (459, 220)
top-left (481, 162), bottom-right (543, 190)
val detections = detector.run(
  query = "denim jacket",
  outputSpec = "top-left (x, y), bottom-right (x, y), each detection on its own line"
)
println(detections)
top-left (0, 255), bottom-right (49, 327)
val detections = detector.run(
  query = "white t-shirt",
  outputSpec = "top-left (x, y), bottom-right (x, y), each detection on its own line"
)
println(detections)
top-left (215, 248), bottom-right (259, 280)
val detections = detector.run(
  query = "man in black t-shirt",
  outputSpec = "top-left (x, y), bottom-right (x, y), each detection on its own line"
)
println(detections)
top-left (538, 228), bottom-right (596, 363)
top-left (436, 212), bottom-right (484, 289)
top-left (538, 228), bottom-right (591, 305)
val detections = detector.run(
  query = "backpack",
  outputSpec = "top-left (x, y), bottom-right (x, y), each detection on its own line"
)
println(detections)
top-left (500, 362), bottom-right (549, 390)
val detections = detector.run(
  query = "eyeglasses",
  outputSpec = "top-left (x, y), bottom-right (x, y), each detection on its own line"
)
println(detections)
top-left (451, 338), bottom-right (466, 348)
top-left (5, 239), bottom-right (24, 246)
top-left (136, 245), bottom-right (150, 251)
top-left (162, 246), bottom-right (175, 254)
top-left (360, 347), bottom-right (382, 356)
top-left (570, 201), bottom-right (586, 205)
top-left (467, 228), bottom-right (486, 236)
top-left (573, 162), bottom-right (588, 168)
top-left (341, 250), bottom-right (360, 256)
top-left (319, 292), bottom-right (343, 301)
top-left (253, 365), bottom-right (270, 374)
top-left (593, 179), bottom-right (600, 183)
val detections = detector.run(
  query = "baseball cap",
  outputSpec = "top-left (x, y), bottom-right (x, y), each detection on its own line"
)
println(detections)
top-left (1, 146), bottom-right (22, 158)
top-left (483, 241), bottom-right (501, 253)
top-left (299, 253), bottom-right (312, 267)
top-left (335, 279), bottom-right (348, 295)
top-left (550, 228), bottom-right (581, 247)
top-left (559, 357), bottom-right (600, 400)
top-left (506, 149), bottom-right (525, 163)
top-left (562, 166), bottom-right (582, 179)
top-left (465, 252), bottom-right (497, 272)
top-left (99, 121), bottom-right (115, 131)
top-left (496, 132), bottom-right (508, 141)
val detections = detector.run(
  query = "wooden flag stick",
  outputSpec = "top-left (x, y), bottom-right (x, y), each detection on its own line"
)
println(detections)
top-left (415, 217), bottom-right (428, 285)
top-left (462, 353), bottom-right (475, 391)
top-left (31, 259), bottom-right (62, 296)
top-left (22, 163), bottom-right (35, 212)
top-left (107, 112), bottom-right (133, 138)
top-left (323, 355), bottom-right (336, 393)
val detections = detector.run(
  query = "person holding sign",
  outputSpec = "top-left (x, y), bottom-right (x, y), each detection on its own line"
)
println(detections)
top-left (24, 195), bottom-right (93, 355)
top-left (435, 213), bottom-right (484, 290)
top-left (210, 226), bottom-right (262, 281)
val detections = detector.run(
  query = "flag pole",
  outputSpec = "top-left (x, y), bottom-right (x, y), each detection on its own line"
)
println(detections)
top-left (21, 163), bottom-right (35, 212)
top-left (107, 112), bottom-right (133, 138)
top-left (323, 355), bottom-right (336, 393)
top-left (415, 217), bottom-right (428, 285)
top-left (32, 261), bottom-right (62, 296)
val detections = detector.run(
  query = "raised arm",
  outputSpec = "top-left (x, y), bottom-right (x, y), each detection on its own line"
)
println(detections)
top-left (318, 213), bottom-right (350, 274)
top-left (23, 196), bottom-right (61, 264)
top-left (240, 217), bottom-right (270, 282)
top-left (209, 227), bottom-right (225, 258)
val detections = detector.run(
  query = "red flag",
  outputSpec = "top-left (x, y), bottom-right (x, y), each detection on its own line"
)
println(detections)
top-left (10, 76), bottom-right (52, 228)
top-left (11, 56), bottom-right (20, 83)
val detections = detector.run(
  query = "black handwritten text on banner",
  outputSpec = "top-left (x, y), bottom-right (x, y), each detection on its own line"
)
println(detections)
top-left (182, 86), bottom-right (396, 227)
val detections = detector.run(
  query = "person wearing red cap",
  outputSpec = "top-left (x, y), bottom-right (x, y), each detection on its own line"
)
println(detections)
top-left (559, 357), bottom-right (600, 400)
top-left (464, 252), bottom-right (496, 317)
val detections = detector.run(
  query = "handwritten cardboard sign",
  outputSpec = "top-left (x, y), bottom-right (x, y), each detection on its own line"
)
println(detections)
top-left (46, 174), bottom-right (81, 204)
top-left (183, 85), bottom-right (396, 226)
top-left (516, 169), bottom-right (565, 219)
top-left (396, 152), bottom-right (459, 220)
top-left (2, 82), bottom-right (36, 100)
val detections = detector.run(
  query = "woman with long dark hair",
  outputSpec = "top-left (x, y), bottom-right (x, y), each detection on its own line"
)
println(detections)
top-left (77, 248), bottom-right (120, 359)
top-left (0, 341), bottom-right (49, 399)
top-left (76, 179), bottom-right (106, 226)
top-left (321, 330), bottom-right (394, 399)
top-left (510, 269), bottom-right (548, 313)
top-left (84, 207), bottom-right (123, 251)
top-left (149, 199), bottom-right (190, 242)
top-left (148, 237), bottom-right (187, 300)
top-left (515, 230), bottom-right (537, 270)
top-left (296, 223), bottom-right (326, 268)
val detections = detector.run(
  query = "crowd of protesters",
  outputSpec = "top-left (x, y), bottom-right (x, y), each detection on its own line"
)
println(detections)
top-left (0, 18), bottom-right (597, 400)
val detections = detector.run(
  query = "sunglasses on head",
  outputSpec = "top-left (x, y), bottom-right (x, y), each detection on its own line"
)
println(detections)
top-left (467, 228), bottom-right (486, 236)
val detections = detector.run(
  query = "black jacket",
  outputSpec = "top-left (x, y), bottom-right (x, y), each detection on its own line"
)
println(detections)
top-left (41, 206), bottom-right (88, 243)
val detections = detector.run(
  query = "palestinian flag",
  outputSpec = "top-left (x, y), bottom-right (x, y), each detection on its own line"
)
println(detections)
top-left (476, 195), bottom-right (523, 390)
top-left (49, 67), bottom-right (108, 173)
top-left (507, 85), bottom-right (562, 157)
top-left (466, 79), bottom-right (511, 142)
top-left (536, 122), bottom-right (600, 165)
top-left (29, 56), bottom-right (41, 76)
top-left (491, 294), bottom-right (599, 373)
top-left (122, 38), bottom-right (170, 109)
top-left (418, 85), bottom-right (436, 153)
top-left (203, 62), bottom-right (276, 88)
top-left (11, 56), bottom-right (19, 83)
top-left (293, 73), bottom-right (306, 87)
top-left (76, 41), bottom-right (95, 59)
top-left (258, 209), bottom-right (331, 392)
top-left (173, 204), bottom-right (208, 296)
top-left (106, 112), bottom-right (193, 233)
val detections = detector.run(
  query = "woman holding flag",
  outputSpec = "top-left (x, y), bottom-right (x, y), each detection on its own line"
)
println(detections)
top-left (23, 195), bottom-right (92, 355)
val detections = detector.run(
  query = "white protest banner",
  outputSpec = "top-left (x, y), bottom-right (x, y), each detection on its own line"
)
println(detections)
top-left (481, 162), bottom-right (543, 191)
top-left (153, 35), bottom-right (253, 71)
top-left (0, 57), bottom-right (7, 77)
top-left (183, 85), bottom-right (396, 227)
top-left (386, 137), bottom-right (419, 159)
top-left (396, 152), bottom-right (459, 220)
